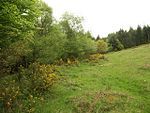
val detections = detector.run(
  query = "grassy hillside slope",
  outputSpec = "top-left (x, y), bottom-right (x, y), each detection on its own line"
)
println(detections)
top-left (36, 44), bottom-right (150, 113)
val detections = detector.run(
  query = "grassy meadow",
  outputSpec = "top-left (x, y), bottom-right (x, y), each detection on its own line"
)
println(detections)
top-left (35, 44), bottom-right (150, 113)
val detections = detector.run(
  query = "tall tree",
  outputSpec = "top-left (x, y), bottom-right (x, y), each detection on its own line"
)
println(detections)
top-left (108, 33), bottom-right (124, 51)
top-left (96, 35), bottom-right (100, 41)
top-left (143, 25), bottom-right (150, 43)
top-left (136, 25), bottom-right (143, 45)
top-left (0, 0), bottom-right (39, 48)
top-left (60, 12), bottom-right (84, 39)
top-left (128, 27), bottom-right (136, 47)
top-left (37, 1), bottom-right (53, 36)
top-left (0, 0), bottom-right (40, 75)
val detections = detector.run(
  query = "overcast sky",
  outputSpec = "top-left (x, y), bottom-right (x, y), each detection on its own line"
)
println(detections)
top-left (43, 0), bottom-right (150, 37)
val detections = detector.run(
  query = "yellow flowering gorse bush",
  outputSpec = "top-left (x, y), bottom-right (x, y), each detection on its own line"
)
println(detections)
top-left (0, 63), bottom-right (57, 113)
top-left (88, 53), bottom-right (105, 62)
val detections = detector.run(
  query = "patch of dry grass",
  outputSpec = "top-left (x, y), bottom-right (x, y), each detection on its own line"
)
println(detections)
top-left (67, 91), bottom-right (133, 113)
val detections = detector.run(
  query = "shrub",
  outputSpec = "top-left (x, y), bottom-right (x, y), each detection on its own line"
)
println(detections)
top-left (97, 40), bottom-right (108, 53)
top-left (0, 63), bottom-right (57, 113)
top-left (88, 53), bottom-right (105, 62)
top-left (34, 25), bottom-right (67, 64)
top-left (19, 63), bottom-right (57, 94)
top-left (66, 58), bottom-right (79, 66)
top-left (0, 78), bottom-right (21, 113)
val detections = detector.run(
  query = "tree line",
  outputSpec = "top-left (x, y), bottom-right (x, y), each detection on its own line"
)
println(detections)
top-left (0, 0), bottom-right (98, 75)
top-left (105, 25), bottom-right (150, 51)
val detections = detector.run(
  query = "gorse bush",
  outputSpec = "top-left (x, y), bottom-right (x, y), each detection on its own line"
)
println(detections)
top-left (97, 40), bottom-right (108, 53)
top-left (0, 78), bottom-right (21, 113)
top-left (24, 63), bottom-right (57, 93)
top-left (88, 53), bottom-right (105, 62)
top-left (54, 58), bottom-right (79, 66)
top-left (18, 63), bottom-right (57, 96)
top-left (0, 63), bottom-right (57, 113)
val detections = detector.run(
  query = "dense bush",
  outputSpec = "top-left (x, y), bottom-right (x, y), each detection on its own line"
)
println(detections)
top-left (88, 53), bottom-right (105, 62)
top-left (33, 25), bottom-right (67, 64)
top-left (0, 63), bottom-right (57, 113)
top-left (0, 78), bottom-right (21, 113)
top-left (97, 40), bottom-right (108, 53)
top-left (20, 63), bottom-right (57, 93)
top-left (58, 12), bottom-right (97, 59)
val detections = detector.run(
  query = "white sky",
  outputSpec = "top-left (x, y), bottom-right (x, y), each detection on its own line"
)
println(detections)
top-left (43, 0), bottom-right (150, 37)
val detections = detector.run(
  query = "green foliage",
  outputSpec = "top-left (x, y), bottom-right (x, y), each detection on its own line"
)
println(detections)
top-left (33, 24), bottom-right (67, 64)
top-left (60, 12), bottom-right (84, 36)
top-left (19, 63), bottom-right (57, 93)
top-left (108, 33), bottom-right (124, 51)
top-left (0, 78), bottom-right (21, 113)
top-left (37, 1), bottom-right (53, 36)
top-left (96, 35), bottom-right (101, 41)
top-left (0, 0), bottom-right (39, 48)
top-left (107, 25), bottom-right (150, 51)
top-left (63, 33), bottom-right (96, 59)
top-left (0, 0), bottom-right (41, 78)
top-left (0, 40), bottom-right (32, 78)
top-left (0, 63), bottom-right (57, 113)
top-left (59, 13), bottom-right (96, 59)
top-left (97, 40), bottom-right (108, 53)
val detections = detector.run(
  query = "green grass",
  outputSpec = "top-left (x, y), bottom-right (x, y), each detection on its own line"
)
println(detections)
top-left (36, 44), bottom-right (150, 113)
